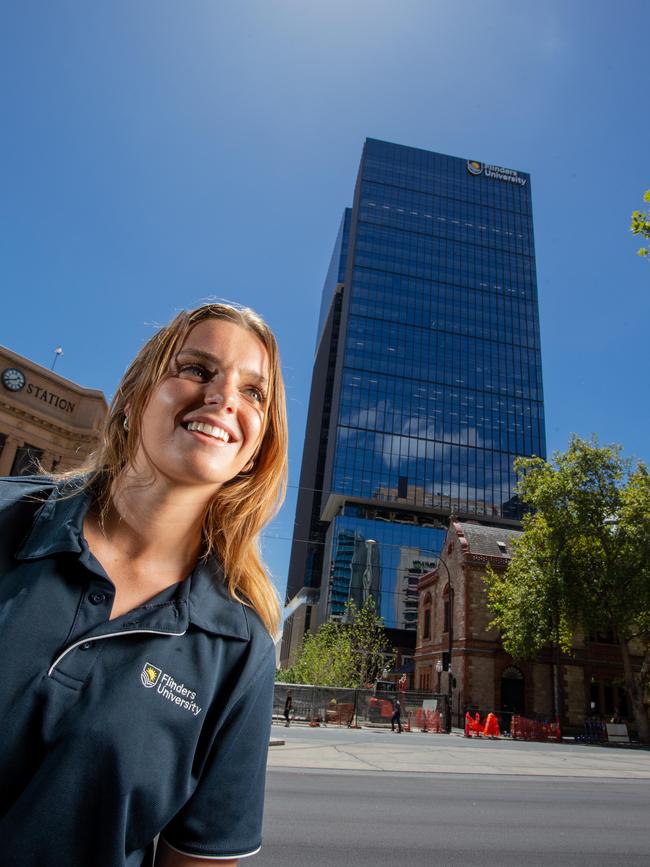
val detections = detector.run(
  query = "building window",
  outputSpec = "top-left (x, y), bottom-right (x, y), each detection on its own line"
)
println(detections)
top-left (443, 586), bottom-right (450, 634)
top-left (11, 443), bottom-right (44, 476)
top-left (590, 678), bottom-right (627, 719)
top-left (589, 627), bottom-right (616, 644)
top-left (421, 592), bottom-right (432, 641)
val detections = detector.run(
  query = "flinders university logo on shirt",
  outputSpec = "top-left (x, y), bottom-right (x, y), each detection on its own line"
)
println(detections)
top-left (141, 663), bottom-right (162, 688)
top-left (139, 661), bottom-right (202, 716)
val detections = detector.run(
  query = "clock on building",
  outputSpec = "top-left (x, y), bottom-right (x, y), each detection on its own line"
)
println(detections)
top-left (1, 367), bottom-right (26, 392)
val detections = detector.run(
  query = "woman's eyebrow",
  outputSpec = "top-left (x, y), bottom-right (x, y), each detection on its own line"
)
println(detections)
top-left (176, 348), bottom-right (267, 386)
top-left (176, 348), bottom-right (219, 364)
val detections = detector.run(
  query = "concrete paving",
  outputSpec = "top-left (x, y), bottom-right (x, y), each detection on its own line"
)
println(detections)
top-left (268, 723), bottom-right (650, 780)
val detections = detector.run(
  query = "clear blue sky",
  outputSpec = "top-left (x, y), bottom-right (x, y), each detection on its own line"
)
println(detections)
top-left (2, 1), bottom-right (648, 603)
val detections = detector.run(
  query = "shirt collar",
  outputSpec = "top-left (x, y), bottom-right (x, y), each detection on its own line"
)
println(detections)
top-left (16, 482), bottom-right (90, 559)
top-left (185, 555), bottom-right (250, 641)
top-left (16, 484), bottom-right (250, 641)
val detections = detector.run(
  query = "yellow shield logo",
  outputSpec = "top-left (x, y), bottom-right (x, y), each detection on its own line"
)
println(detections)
top-left (141, 663), bottom-right (162, 688)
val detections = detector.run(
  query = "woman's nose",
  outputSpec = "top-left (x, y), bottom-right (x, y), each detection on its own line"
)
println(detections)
top-left (203, 376), bottom-right (236, 411)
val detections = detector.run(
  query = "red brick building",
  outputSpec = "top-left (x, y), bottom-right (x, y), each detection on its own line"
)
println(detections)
top-left (414, 520), bottom-right (640, 731)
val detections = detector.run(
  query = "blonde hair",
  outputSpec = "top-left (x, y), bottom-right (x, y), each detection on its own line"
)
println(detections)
top-left (61, 303), bottom-right (287, 635)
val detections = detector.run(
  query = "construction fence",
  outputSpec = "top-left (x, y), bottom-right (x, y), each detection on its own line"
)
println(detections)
top-left (273, 682), bottom-right (450, 732)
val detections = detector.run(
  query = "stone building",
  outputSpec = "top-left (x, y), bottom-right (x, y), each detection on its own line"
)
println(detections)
top-left (0, 346), bottom-right (107, 476)
top-left (414, 520), bottom-right (640, 731)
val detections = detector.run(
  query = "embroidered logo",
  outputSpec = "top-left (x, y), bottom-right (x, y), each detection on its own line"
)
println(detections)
top-left (139, 662), bottom-right (202, 716)
top-left (141, 663), bottom-right (162, 688)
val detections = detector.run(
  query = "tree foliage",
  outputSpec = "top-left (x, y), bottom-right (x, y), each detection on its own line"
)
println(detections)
top-left (630, 189), bottom-right (650, 260)
top-left (276, 598), bottom-right (393, 688)
top-left (485, 435), bottom-right (650, 740)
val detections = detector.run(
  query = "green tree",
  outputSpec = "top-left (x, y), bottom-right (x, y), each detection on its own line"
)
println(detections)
top-left (276, 618), bottom-right (356, 686)
top-left (630, 190), bottom-right (650, 259)
top-left (485, 436), bottom-right (650, 742)
top-left (276, 598), bottom-right (393, 688)
top-left (346, 598), bottom-right (394, 687)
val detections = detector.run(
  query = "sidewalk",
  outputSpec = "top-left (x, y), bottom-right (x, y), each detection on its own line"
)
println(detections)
top-left (267, 725), bottom-right (650, 779)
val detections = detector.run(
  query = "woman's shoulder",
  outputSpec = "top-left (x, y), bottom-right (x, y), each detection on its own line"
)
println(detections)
top-left (0, 475), bottom-right (57, 510)
top-left (240, 601), bottom-right (276, 650)
top-left (191, 555), bottom-right (276, 653)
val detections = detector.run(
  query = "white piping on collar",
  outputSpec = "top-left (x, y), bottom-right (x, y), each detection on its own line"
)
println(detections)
top-left (48, 628), bottom-right (186, 676)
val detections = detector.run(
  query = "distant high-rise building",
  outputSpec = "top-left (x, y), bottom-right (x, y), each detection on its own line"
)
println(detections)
top-left (281, 139), bottom-right (545, 667)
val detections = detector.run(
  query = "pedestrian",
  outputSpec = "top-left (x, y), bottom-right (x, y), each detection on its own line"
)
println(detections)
top-left (284, 692), bottom-right (293, 726)
top-left (391, 698), bottom-right (403, 733)
top-left (0, 302), bottom-right (288, 867)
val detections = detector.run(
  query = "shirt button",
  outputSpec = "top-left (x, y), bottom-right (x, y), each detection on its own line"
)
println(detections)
top-left (89, 591), bottom-right (107, 605)
top-left (80, 641), bottom-right (95, 651)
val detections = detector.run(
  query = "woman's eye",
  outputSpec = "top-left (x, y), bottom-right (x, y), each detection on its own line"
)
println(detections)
top-left (177, 363), bottom-right (211, 381)
top-left (246, 386), bottom-right (265, 404)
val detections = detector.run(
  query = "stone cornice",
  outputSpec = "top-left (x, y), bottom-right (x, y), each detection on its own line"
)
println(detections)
top-left (0, 399), bottom-right (99, 443)
top-left (0, 345), bottom-right (107, 402)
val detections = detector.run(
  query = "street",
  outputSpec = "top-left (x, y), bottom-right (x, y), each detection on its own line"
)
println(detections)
top-left (258, 726), bottom-right (650, 866)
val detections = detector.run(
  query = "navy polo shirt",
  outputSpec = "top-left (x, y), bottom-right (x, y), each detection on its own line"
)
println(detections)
top-left (0, 477), bottom-right (276, 867)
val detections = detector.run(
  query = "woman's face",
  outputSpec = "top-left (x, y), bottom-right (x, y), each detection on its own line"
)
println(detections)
top-left (134, 318), bottom-right (269, 492)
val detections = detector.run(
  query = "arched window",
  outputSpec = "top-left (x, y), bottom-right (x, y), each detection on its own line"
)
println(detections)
top-left (443, 585), bottom-right (450, 634)
top-left (421, 592), bottom-right (432, 641)
top-left (501, 666), bottom-right (525, 715)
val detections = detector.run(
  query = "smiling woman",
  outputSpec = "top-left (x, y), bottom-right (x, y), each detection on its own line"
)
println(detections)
top-left (0, 302), bottom-right (288, 867)
top-left (135, 318), bottom-right (269, 497)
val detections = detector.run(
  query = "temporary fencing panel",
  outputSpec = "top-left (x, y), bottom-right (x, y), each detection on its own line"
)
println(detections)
top-left (273, 683), bottom-right (450, 731)
top-left (575, 718), bottom-right (609, 744)
top-left (511, 714), bottom-right (561, 742)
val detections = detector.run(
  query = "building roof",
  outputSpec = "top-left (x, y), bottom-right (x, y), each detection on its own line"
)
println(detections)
top-left (454, 521), bottom-right (521, 560)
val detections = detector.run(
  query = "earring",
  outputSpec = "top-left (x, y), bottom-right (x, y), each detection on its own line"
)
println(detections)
top-left (123, 415), bottom-right (129, 432)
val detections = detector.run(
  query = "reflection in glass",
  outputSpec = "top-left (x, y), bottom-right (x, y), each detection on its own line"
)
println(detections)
top-left (328, 516), bottom-right (445, 630)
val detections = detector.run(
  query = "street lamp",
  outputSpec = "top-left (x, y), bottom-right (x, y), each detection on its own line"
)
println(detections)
top-left (51, 346), bottom-right (63, 371)
top-left (435, 555), bottom-right (453, 732)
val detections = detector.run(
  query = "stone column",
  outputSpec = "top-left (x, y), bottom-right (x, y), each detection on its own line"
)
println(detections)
top-left (0, 436), bottom-right (20, 476)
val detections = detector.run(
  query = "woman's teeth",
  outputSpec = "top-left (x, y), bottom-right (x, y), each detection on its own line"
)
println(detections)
top-left (186, 421), bottom-right (230, 442)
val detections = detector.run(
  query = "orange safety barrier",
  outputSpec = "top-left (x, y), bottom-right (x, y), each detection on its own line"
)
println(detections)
top-left (464, 711), bottom-right (483, 737)
top-left (483, 712), bottom-right (500, 738)
top-left (511, 715), bottom-right (561, 742)
top-left (464, 711), bottom-right (501, 738)
top-left (325, 702), bottom-right (355, 726)
top-left (417, 708), bottom-right (443, 733)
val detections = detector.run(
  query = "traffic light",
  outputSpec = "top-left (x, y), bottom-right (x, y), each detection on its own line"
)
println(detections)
top-left (442, 651), bottom-right (450, 671)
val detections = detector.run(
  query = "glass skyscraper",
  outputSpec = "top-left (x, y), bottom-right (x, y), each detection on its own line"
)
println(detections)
top-left (281, 138), bottom-right (545, 664)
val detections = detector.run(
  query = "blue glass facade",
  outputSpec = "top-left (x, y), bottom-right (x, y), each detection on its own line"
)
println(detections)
top-left (326, 513), bottom-right (445, 630)
top-left (316, 208), bottom-right (351, 350)
top-left (285, 138), bottom-right (545, 645)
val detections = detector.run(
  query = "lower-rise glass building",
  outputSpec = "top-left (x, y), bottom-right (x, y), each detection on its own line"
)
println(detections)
top-left (281, 138), bottom-right (545, 667)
